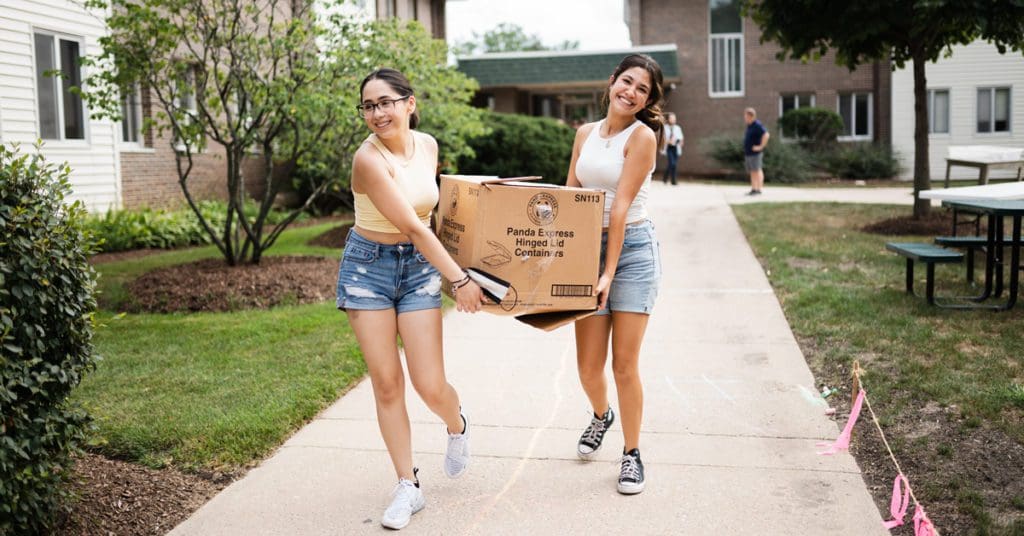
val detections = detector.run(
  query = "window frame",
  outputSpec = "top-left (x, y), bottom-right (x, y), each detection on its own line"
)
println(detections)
top-left (173, 65), bottom-right (199, 152)
top-left (119, 83), bottom-right (149, 150)
top-left (778, 93), bottom-right (816, 139)
top-left (32, 29), bottom-right (88, 143)
top-left (708, 0), bottom-right (744, 98)
top-left (837, 91), bottom-right (873, 141)
top-left (927, 88), bottom-right (950, 136)
top-left (976, 86), bottom-right (1011, 134)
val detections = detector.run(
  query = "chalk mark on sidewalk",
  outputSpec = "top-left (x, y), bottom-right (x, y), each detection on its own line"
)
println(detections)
top-left (465, 332), bottom-right (572, 533)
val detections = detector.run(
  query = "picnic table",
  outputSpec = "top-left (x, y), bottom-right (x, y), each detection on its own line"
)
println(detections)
top-left (944, 145), bottom-right (1024, 188)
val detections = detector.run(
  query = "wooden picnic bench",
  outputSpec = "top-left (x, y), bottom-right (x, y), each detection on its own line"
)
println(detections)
top-left (944, 145), bottom-right (1024, 188)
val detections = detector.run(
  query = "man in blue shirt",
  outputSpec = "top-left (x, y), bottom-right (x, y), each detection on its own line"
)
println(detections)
top-left (743, 107), bottom-right (770, 195)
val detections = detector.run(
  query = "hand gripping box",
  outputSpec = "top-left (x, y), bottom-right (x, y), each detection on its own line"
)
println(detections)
top-left (437, 175), bottom-right (605, 330)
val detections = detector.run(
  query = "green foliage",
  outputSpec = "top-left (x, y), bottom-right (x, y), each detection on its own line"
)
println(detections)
top-left (86, 202), bottom-right (306, 253)
top-left (703, 134), bottom-right (815, 183)
top-left (293, 18), bottom-right (486, 214)
top-left (451, 22), bottom-right (579, 56)
top-left (0, 144), bottom-right (99, 533)
top-left (824, 143), bottom-right (902, 180)
top-left (745, 0), bottom-right (1024, 214)
top-left (778, 107), bottom-right (843, 150)
top-left (82, 0), bottom-right (366, 264)
top-left (456, 111), bottom-right (575, 185)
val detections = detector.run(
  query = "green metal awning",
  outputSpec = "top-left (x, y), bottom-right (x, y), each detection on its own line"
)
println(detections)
top-left (456, 44), bottom-right (680, 89)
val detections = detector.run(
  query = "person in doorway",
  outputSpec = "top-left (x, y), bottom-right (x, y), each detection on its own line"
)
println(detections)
top-left (743, 107), bottom-right (769, 195)
top-left (338, 68), bottom-right (485, 530)
top-left (661, 112), bottom-right (683, 185)
top-left (565, 54), bottom-right (664, 495)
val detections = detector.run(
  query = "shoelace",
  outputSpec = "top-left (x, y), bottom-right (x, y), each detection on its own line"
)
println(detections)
top-left (619, 454), bottom-right (641, 482)
top-left (390, 479), bottom-right (417, 501)
top-left (580, 415), bottom-right (608, 445)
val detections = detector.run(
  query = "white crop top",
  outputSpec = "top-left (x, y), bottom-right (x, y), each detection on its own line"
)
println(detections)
top-left (574, 119), bottom-right (654, 227)
top-left (353, 132), bottom-right (439, 234)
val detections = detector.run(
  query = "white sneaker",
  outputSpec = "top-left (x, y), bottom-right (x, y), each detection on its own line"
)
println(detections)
top-left (443, 413), bottom-right (470, 478)
top-left (381, 470), bottom-right (425, 530)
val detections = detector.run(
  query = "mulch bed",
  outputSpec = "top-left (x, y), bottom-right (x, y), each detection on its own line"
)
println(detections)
top-left (861, 209), bottom-right (987, 236)
top-left (307, 223), bottom-right (353, 249)
top-left (125, 255), bottom-right (338, 313)
top-left (56, 453), bottom-right (231, 536)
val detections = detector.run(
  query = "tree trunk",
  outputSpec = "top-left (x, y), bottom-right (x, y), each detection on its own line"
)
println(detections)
top-left (912, 50), bottom-right (931, 218)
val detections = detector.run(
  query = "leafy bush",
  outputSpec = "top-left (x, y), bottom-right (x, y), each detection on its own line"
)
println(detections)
top-left (703, 134), bottom-right (815, 183)
top-left (457, 111), bottom-right (576, 185)
top-left (778, 107), bottom-right (844, 150)
top-left (0, 144), bottom-right (99, 533)
top-left (824, 143), bottom-right (902, 180)
top-left (85, 201), bottom-right (306, 253)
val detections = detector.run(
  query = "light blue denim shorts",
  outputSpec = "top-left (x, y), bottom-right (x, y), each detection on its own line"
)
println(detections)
top-left (336, 229), bottom-right (442, 314)
top-left (594, 220), bottom-right (662, 316)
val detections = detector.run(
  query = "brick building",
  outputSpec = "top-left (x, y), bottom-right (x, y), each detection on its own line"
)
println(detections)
top-left (455, 0), bottom-right (891, 177)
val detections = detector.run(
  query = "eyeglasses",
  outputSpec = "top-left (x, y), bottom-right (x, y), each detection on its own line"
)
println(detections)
top-left (356, 96), bottom-right (410, 116)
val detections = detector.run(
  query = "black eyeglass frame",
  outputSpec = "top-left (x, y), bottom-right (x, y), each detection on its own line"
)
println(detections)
top-left (355, 95), bottom-right (411, 115)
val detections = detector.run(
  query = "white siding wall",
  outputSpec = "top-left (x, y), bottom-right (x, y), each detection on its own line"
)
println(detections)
top-left (0, 0), bottom-right (121, 212)
top-left (892, 40), bottom-right (1024, 182)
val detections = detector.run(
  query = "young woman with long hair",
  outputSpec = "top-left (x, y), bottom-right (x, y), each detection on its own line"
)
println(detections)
top-left (565, 54), bottom-right (665, 494)
top-left (337, 68), bottom-right (485, 529)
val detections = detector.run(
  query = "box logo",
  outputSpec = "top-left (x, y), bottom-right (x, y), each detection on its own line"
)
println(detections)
top-left (527, 193), bottom-right (558, 226)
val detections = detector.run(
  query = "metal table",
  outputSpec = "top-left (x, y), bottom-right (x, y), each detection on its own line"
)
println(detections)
top-left (940, 199), bottom-right (1024, 310)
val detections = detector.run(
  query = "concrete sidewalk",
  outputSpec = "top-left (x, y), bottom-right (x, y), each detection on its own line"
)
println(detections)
top-left (170, 183), bottom-right (890, 535)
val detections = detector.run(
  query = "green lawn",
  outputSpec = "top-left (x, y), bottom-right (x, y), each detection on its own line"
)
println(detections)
top-left (77, 221), bottom-right (365, 472)
top-left (733, 202), bottom-right (1024, 533)
top-left (733, 203), bottom-right (1024, 434)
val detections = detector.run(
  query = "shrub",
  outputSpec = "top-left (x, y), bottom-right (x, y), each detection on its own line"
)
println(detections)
top-left (778, 107), bottom-right (844, 150)
top-left (703, 134), bottom-right (815, 183)
top-left (825, 143), bottom-right (902, 179)
top-left (457, 111), bottom-right (576, 185)
top-left (85, 201), bottom-right (305, 253)
top-left (0, 144), bottom-right (99, 533)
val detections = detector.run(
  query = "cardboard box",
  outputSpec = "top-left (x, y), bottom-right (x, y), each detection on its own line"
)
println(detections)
top-left (437, 175), bottom-right (605, 330)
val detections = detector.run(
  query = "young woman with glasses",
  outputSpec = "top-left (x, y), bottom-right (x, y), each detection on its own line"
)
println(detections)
top-left (338, 68), bottom-right (485, 530)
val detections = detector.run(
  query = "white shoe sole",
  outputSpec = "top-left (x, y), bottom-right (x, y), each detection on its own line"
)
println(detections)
top-left (381, 501), bottom-right (425, 530)
top-left (617, 480), bottom-right (645, 495)
top-left (576, 444), bottom-right (600, 460)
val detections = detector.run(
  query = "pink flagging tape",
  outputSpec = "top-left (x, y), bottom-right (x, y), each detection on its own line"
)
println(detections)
top-left (883, 474), bottom-right (910, 529)
top-left (817, 388), bottom-right (865, 455)
top-left (913, 504), bottom-right (937, 536)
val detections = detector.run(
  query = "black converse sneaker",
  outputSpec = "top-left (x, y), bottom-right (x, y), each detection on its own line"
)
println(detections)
top-left (576, 407), bottom-right (615, 460)
top-left (617, 448), bottom-right (645, 494)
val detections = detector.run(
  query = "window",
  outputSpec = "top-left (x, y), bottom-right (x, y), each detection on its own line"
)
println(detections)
top-left (838, 92), bottom-right (872, 139)
top-left (928, 89), bottom-right (949, 134)
top-left (33, 31), bottom-right (85, 140)
top-left (173, 66), bottom-right (198, 151)
top-left (779, 94), bottom-right (815, 138)
top-left (709, 0), bottom-right (743, 96)
top-left (977, 87), bottom-right (1010, 133)
top-left (120, 84), bottom-right (143, 145)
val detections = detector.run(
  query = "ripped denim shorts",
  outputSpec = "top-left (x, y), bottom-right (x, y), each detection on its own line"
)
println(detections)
top-left (336, 228), bottom-right (442, 314)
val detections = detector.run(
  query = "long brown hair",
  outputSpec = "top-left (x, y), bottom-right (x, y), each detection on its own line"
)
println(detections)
top-left (360, 68), bottom-right (420, 129)
top-left (601, 54), bottom-right (665, 145)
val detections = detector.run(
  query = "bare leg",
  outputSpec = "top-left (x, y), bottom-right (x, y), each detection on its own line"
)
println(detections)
top-left (610, 312), bottom-right (650, 452)
top-left (574, 314), bottom-right (613, 416)
top-left (347, 308), bottom-right (414, 481)
top-left (399, 308), bottom-right (463, 434)
top-left (752, 169), bottom-right (765, 192)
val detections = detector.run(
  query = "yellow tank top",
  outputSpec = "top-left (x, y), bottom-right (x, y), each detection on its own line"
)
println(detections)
top-left (353, 132), bottom-right (439, 234)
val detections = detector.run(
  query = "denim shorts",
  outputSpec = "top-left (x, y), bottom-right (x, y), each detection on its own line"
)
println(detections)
top-left (595, 220), bottom-right (662, 316)
top-left (336, 229), bottom-right (442, 314)
top-left (744, 152), bottom-right (763, 171)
